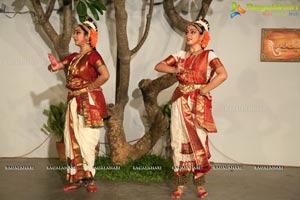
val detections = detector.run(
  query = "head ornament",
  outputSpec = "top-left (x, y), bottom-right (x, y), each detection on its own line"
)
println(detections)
top-left (80, 17), bottom-right (98, 48)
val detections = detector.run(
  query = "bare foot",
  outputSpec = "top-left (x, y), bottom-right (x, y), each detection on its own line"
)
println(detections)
top-left (197, 186), bottom-right (208, 198)
top-left (171, 186), bottom-right (184, 199)
top-left (87, 182), bottom-right (98, 193)
top-left (63, 183), bottom-right (81, 191)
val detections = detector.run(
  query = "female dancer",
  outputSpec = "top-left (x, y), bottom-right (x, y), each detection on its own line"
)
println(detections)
top-left (48, 17), bottom-right (110, 193)
top-left (155, 18), bottom-right (227, 198)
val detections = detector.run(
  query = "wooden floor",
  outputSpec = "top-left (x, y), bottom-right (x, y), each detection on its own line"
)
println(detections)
top-left (0, 158), bottom-right (299, 200)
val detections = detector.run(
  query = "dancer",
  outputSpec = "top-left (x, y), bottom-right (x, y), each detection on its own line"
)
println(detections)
top-left (155, 18), bottom-right (227, 198)
top-left (48, 17), bottom-right (110, 192)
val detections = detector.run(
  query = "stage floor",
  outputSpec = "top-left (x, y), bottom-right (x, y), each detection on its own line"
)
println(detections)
top-left (0, 158), bottom-right (299, 200)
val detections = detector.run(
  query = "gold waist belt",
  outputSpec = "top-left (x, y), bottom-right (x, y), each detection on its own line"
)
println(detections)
top-left (68, 87), bottom-right (88, 96)
top-left (178, 83), bottom-right (206, 93)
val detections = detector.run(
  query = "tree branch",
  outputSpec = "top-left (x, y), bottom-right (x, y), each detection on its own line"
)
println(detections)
top-left (114, 0), bottom-right (131, 109)
top-left (139, 73), bottom-right (176, 120)
top-left (163, 0), bottom-right (190, 32)
top-left (126, 73), bottom-right (177, 161)
top-left (130, 0), bottom-right (154, 55)
top-left (62, 3), bottom-right (72, 39)
top-left (197, 0), bottom-right (213, 19)
top-left (58, 2), bottom-right (73, 59)
top-left (45, 0), bottom-right (55, 20)
top-left (30, 0), bottom-right (59, 45)
top-left (163, 0), bottom-right (213, 32)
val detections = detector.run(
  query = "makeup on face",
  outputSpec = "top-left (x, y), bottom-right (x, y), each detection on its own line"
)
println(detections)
top-left (185, 25), bottom-right (202, 46)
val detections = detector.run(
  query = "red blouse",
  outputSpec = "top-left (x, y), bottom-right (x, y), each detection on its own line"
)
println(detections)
top-left (63, 51), bottom-right (105, 90)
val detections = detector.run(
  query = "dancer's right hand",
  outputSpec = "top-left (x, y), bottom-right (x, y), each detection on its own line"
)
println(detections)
top-left (48, 53), bottom-right (60, 71)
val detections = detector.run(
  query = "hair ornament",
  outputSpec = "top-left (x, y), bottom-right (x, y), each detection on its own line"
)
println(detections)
top-left (80, 16), bottom-right (98, 48)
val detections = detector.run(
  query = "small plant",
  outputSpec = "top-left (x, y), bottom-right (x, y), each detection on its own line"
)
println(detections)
top-left (42, 102), bottom-right (67, 143)
top-left (160, 101), bottom-right (171, 132)
top-left (57, 154), bottom-right (174, 182)
top-left (94, 154), bottom-right (174, 182)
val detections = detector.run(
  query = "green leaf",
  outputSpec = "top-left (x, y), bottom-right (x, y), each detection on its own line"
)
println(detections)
top-left (41, 102), bottom-right (67, 142)
top-left (90, 1), bottom-right (106, 15)
top-left (79, 15), bottom-right (86, 23)
top-left (96, 1), bottom-right (107, 11)
top-left (43, 109), bottom-right (50, 117)
top-left (77, 1), bottom-right (87, 17)
top-left (87, 2), bottom-right (99, 20)
top-left (89, 0), bottom-right (107, 10)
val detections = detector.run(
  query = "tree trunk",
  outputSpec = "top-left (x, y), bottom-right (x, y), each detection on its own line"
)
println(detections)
top-left (106, 0), bottom-right (132, 164)
top-left (106, 0), bottom-right (173, 165)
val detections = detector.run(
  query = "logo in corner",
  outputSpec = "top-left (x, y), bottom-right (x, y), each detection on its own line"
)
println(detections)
top-left (230, 2), bottom-right (246, 19)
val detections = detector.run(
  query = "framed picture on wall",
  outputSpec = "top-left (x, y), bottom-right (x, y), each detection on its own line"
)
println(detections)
top-left (261, 28), bottom-right (300, 62)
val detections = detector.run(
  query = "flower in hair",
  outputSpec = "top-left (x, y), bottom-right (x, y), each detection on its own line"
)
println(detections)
top-left (90, 28), bottom-right (98, 48)
top-left (201, 31), bottom-right (210, 49)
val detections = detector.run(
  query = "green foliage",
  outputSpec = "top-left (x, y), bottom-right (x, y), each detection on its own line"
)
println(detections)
top-left (42, 102), bottom-right (67, 142)
top-left (94, 154), bottom-right (174, 182)
top-left (77, 1), bottom-right (87, 22)
top-left (76, 0), bottom-right (107, 22)
top-left (86, 2), bottom-right (99, 20)
top-left (160, 101), bottom-right (171, 133)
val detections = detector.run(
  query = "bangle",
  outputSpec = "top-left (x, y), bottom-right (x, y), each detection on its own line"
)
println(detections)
top-left (48, 66), bottom-right (54, 72)
top-left (48, 65), bottom-right (58, 72)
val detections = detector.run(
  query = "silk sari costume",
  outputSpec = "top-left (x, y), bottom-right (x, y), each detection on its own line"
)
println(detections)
top-left (162, 49), bottom-right (224, 177)
top-left (62, 48), bottom-right (109, 183)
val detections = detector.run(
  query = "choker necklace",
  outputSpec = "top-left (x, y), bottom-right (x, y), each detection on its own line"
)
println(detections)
top-left (79, 49), bottom-right (92, 55)
top-left (189, 49), bottom-right (202, 55)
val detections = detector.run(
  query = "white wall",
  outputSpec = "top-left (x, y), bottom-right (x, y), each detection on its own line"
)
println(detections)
top-left (207, 0), bottom-right (300, 166)
top-left (0, 0), bottom-right (299, 166)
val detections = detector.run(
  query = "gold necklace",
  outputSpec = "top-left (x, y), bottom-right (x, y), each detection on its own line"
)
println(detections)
top-left (189, 49), bottom-right (202, 55)
top-left (79, 49), bottom-right (92, 55)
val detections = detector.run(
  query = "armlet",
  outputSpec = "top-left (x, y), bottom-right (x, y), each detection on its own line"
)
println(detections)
top-left (209, 58), bottom-right (224, 71)
top-left (163, 55), bottom-right (176, 66)
top-left (95, 60), bottom-right (105, 70)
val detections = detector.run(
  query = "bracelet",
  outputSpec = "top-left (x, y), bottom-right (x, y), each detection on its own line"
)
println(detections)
top-left (48, 65), bottom-right (58, 72)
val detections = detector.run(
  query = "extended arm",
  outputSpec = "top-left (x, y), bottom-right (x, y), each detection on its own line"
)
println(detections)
top-left (48, 53), bottom-right (64, 72)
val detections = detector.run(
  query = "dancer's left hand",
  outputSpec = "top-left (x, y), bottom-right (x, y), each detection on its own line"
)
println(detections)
top-left (200, 90), bottom-right (212, 100)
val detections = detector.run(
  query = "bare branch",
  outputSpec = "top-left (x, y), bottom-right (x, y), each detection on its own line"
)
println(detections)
top-left (30, 0), bottom-right (58, 44)
top-left (62, 3), bottom-right (73, 38)
top-left (130, 0), bottom-right (154, 55)
top-left (139, 73), bottom-right (176, 120)
top-left (114, 0), bottom-right (130, 58)
top-left (59, 2), bottom-right (73, 57)
top-left (114, 0), bottom-right (131, 108)
top-left (45, 0), bottom-right (55, 20)
top-left (125, 73), bottom-right (177, 161)
top-left (163, 0), bottom-right (190, 32)
top-left (197, 0), bottom-right (213, 19)
top-left (31, 0), bottom-right (46, 23)
top-left (163, 0), bottom-right (213, 32)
